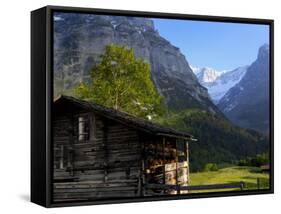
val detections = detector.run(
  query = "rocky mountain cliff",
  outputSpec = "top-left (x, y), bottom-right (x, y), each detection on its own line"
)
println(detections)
top-left (218, 44), bottom-right (270, 133)
top-left (53, 12), bottom-right (221, 114)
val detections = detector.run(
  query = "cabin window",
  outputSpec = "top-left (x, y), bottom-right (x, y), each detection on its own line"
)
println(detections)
top-left (78, 115), bottom-right (90, 142)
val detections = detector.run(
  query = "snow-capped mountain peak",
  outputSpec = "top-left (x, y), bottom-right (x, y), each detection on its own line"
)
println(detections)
top-left (196, 67), bottom-right (223, 83)
top-left (190, 65), bottom-right (201, 75)
top-left (192, 66), bottom-right (248, 103)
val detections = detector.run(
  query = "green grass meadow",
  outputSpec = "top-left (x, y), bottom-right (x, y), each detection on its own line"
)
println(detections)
top-left (189, 166), bottom-right (270, 193)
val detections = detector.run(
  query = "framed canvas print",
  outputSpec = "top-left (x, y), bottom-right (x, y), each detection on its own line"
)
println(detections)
top-left (31, 5), bottom-right (274, 207)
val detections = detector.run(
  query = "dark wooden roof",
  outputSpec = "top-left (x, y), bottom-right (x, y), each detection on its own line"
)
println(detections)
top-left (54, 95), bottom-right (194, 140)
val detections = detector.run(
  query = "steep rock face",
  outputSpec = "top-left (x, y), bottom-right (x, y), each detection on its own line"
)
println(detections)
top-left (53, 12), bottom-right (221, 113)
top-left (218, 44), bottom-right (270, 132)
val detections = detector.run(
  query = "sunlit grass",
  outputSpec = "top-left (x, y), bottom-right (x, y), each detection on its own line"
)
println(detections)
top-left (189, 166), bottom-right (270, 193)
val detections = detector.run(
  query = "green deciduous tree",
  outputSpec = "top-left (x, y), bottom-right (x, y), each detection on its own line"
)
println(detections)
top-left (203, 163), bottom-right (218, 172)
top-left (75, 44), bottom-right (164, 119)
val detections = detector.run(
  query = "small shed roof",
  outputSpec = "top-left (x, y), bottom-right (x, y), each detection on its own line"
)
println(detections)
top-left (54, 95), bottom-right (194, 140)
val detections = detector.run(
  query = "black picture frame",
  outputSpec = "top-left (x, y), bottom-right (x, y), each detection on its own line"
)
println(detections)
top-left (31, 5), bottom-right (274, 208)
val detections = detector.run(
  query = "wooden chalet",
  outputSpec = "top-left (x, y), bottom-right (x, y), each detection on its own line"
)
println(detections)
top-left (53, 95), bottom-right (194, 202)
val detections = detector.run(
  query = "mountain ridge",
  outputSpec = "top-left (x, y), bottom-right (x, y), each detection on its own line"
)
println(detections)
top-left (53, 13), bottom-right (221, 114)
top-left (218, 44), bottom-right (270, 133)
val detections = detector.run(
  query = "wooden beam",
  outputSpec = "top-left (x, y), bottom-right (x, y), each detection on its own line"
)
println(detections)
top-left (103, 119), bottom-right (108, 183)
top-left (175, 139), bottom-right (179, 194)
top-left (186, 141), bottom-right (190, 184)
top-left (156, 133), bottom-right (192, 140)
top-left (68, 115), bottom-right (74, 176)
top-left (138, 133), bottom-right (144, 196)
top-left (60, 145), bottom-right (64, 169)
top-left (89, 113), bottom-right (96, 141)
top-left (145, 182), bottom-right (245, 191)
top-left (162, 137), bottom-right (165, 184)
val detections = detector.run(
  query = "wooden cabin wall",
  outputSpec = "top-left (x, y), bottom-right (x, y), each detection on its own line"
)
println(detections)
top-left (53, 112), bottom-right (142, 202)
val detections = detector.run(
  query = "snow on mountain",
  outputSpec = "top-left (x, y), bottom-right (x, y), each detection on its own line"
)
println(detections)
top-left (196, 67), bottom-right (223, 83)
top-left (192, 66), bottom-right (248, 103)
top-left (190, 66), bottom-right (201, 75)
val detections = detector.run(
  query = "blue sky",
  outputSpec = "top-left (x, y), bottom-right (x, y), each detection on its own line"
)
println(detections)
top-left (153, 18), bottom-right (269, 71)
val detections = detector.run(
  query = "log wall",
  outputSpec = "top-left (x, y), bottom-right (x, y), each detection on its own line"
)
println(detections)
top-left (53, 112), bottom-right (142, 202)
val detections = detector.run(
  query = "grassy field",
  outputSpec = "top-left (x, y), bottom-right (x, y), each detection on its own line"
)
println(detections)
top-left (189, 166), bottom-right (270, 193)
